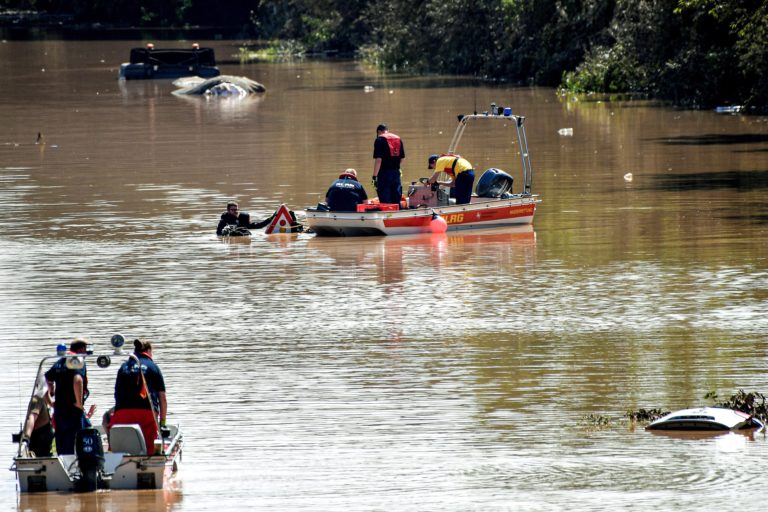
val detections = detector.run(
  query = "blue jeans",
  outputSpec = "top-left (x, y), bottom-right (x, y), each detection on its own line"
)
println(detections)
top-left (376, 168), bottom-right (402, 205)
top-left (53, 409), bottom-right (90, 455)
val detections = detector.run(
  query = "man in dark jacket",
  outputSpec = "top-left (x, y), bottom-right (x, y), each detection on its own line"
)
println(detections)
top-left (372, 123), bottom-right (405, 205)
top-left (45, 338), bottom-right (90, 455)
top-left (216, 202), bottom-right (275, 236)
top-left (325, 169), bottom-right (368, 211)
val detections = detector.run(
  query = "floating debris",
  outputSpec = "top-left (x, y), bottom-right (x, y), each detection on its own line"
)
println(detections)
top-left (557, 127), bottom-right (573, 136)
top-left (623, 172), bottom-right (633, 182)
top-left (627, 408), bottom-right (668, 422)
top-left (714, 105), bottom-right (743, 114)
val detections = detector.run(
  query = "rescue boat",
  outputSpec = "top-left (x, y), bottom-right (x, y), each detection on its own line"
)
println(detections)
top-left (304, 107), bottom-right (541, 236)
top-left (10, 334), bottom-right (182, 493)
top-left (646, 407), bottom-right (764, 432)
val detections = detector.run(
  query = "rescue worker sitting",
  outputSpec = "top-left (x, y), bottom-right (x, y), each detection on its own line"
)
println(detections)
top-left (325, 169), bottom-right (368, 211)
top-left (216, 202), bottom-right (275, 236)
top-left (425, 154), bottom-right (476, 205)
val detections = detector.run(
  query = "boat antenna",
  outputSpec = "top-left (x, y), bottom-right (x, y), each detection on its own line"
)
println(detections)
top-left (17, 361), bottom-right (23, 435)
top-left (473, 89), bottom-right (477, 115)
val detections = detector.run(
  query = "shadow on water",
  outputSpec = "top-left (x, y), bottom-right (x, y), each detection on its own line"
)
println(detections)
top-left (650, 170), bottom-right (768, 192)
top-left (649, 134), bottom-right (768, 145)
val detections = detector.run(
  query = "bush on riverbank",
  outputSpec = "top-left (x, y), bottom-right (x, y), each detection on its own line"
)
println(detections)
top-left (3, 0), bottom-right (766, 108)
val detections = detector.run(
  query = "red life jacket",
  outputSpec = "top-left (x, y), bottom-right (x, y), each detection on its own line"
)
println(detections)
top-left (380, 132), bottom-right (402, 157)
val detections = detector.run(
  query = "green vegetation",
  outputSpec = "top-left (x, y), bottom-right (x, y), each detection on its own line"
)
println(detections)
top-left (3, 0), bottom-right (765, 107)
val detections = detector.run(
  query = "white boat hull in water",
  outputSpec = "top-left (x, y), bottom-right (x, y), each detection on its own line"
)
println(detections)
top-left (11, 334), bottom-right (182, 493)
top-left (13, 427), bottom-right (181, 492)
top-left (305, 195), bottom-right (539, 236)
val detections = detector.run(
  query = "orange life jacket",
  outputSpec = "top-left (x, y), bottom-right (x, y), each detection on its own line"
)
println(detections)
top-left (380, 132), bottom-right (402, 157)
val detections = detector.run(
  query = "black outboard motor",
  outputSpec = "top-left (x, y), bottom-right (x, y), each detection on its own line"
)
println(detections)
top-left (475, 168), bottom-right (514, 197)
top-left (75, 428), bottom-right (105, 492)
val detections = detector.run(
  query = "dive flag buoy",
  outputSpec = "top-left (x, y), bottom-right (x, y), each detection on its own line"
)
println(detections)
top-left (430, 213), bottom-right (448, 233)
top-left (265, 204), bottom-right (295, 234)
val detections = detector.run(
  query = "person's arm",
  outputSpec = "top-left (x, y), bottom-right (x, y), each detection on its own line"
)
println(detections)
top-left (216, 216), bottom-right (227, 235)
top-left (46, 379), bottom-right (55, 400)
top-left (426, 171), bottom-right (441, 185)
top-left (73, 374), bottom-right (84, 411)
top-left (373, 158), bottom-right (382, 177)
top-left (158, 391), bottom-right (167, 425)
top-left (250, 211), bottom-right (276, 229)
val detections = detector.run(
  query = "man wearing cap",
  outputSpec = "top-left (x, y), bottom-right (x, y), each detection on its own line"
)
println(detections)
top-left (428, 154), bottom-right (438, 173)
top-left (372, 124), bottom-right (405, 205)
top-left (426, 154), bottom-right (476, 204)
top-left (45, 338), bottom-right (91, 455)
top-left (325, 169), bottom-right (368, 211)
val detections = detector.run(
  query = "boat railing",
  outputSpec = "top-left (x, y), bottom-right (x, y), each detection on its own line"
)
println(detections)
top-left (447, 111), bottom-right (534, 195)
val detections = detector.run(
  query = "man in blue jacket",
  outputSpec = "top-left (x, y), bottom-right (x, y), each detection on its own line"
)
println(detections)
top-left (325, 169), bottom-right (368, 211)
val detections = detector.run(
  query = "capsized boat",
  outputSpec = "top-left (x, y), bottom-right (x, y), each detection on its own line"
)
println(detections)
top-left (646, 407), bottom-right (764, 431)
top-left (304, 106), bottom-right (541, 236)
top-left (10, 334), bottom-right (182, 492)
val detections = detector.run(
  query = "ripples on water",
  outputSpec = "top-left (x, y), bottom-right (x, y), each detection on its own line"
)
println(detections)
top-left (2, 40), bottom-right (768, 511)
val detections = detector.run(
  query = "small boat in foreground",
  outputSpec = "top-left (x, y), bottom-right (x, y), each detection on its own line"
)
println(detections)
top-left (304, 108), bottom-right (541, 236)
top-left (646, 407), bottom-right (764, 431)
top-left (10, 335), bottom-right (182, 492)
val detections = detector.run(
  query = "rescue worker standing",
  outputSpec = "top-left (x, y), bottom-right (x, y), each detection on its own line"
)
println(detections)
top-left (372, 124), bottom-right (406, 205)
top-left (109, 339), bottom-right (167, 455)
top-left (426, 154), bottom-right (476, 204)
top-left (45, 338), bottom-right (90, 455)
top-left (325, 169), bottom-right (368, 211)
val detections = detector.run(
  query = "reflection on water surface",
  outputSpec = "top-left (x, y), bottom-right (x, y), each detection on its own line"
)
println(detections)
top-left (1, 40), bottom-right (768, 511)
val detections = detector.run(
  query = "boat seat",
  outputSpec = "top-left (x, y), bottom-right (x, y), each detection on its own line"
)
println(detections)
top-left (109, 424), bottom-right (147, 455)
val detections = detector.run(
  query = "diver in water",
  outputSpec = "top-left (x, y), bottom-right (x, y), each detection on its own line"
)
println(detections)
top-left (216, 202), bottom-right (275, 236)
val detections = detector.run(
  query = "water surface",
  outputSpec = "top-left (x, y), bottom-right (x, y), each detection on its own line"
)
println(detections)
top-left (1, 40), bottom-right (767, 511)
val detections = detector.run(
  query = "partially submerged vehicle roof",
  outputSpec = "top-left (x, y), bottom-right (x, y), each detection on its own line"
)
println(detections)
top-left (646, 407), bottom-right (763, 431)
top-left (129, 47), bottom-right (216, 66)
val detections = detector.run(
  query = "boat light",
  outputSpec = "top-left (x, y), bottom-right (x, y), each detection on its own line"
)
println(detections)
top-left (111, 333), bottom-right (125, 354)
top-left (65, 355), bottom-right (85, 370)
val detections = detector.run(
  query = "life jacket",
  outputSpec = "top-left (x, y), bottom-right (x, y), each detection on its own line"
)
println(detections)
top-left (380, 132), bottom-right (402, 157)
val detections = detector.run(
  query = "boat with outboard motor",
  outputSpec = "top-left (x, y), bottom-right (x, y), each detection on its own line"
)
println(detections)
top-left (646, 407), bottom-right (764, 432)
top-left (304, 106), bottom-right (541, 236)
top-left (10, 334), bottom-right (182, 493)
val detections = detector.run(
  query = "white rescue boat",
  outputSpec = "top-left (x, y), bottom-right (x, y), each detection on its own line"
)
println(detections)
top-left (305, 106), bottom-right (541, 236)
top-left (10, 334), bottom-right (182, 493)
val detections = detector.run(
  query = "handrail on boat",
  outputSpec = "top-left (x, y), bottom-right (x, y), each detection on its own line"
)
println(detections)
top-left (447, 112), bottom-right (534, 195)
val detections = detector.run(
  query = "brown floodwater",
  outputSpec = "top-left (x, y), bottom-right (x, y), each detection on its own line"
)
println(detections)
top-left (1, 39), bottom-right (768, 511)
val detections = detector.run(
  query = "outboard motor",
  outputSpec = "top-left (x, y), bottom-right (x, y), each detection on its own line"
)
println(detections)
top-left (475, 168), bottom-right (514, 198)
top-left (75, 428), bottom-right (105, 492)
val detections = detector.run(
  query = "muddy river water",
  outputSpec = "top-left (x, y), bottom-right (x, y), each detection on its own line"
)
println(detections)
top-left (1, 39), bottom-right (767, 511)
